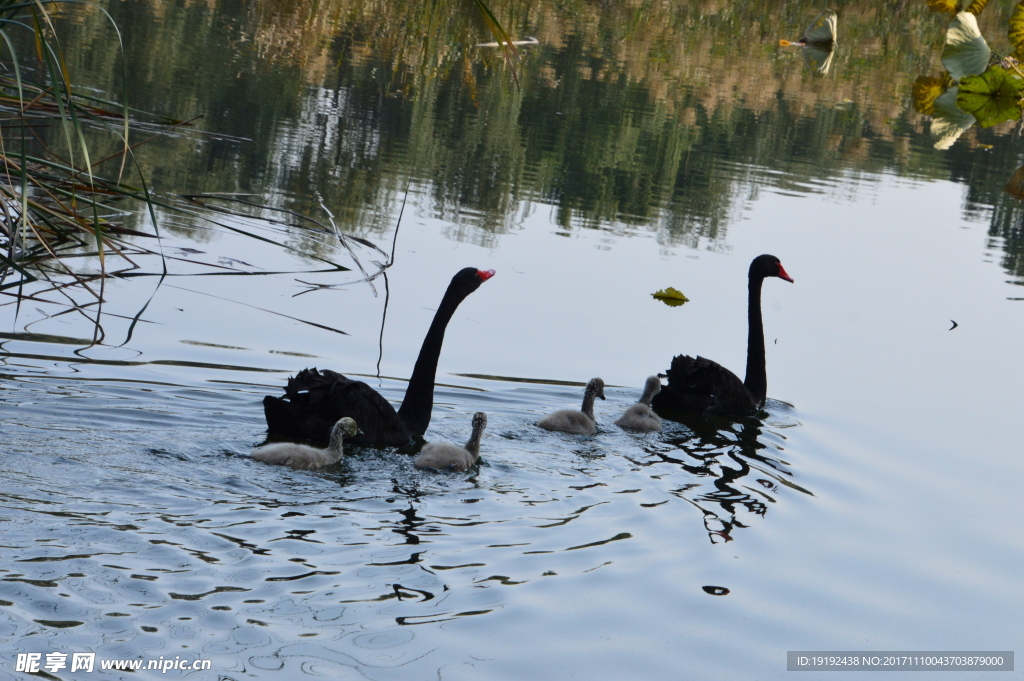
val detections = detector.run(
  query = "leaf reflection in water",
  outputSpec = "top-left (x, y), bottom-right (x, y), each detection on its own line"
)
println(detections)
top-left (941, 12), bottom-right (991, 82)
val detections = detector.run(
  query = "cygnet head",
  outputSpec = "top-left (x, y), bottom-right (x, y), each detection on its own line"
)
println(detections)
top-left (328, 417), bottom-right (360, 449)
top-left (471, 412), bottom-right (488, 431)
top-left (586, 377), bottom-right (606, 400)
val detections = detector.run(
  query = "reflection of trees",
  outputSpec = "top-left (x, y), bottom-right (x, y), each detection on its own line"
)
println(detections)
top-left (989, 196), bottom-right (1024, 282)
top-left (636, 415), bottom-right (809, 544)
top-left (39, 0), bottom-right (1024, 279)
top-left (942, 139), bottom-right (1024, 280)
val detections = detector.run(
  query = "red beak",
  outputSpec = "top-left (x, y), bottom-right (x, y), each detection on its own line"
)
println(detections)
top-left (477, 269), bottom-right (496, 281)
top-left (777, 263), bottom-right (794, 283)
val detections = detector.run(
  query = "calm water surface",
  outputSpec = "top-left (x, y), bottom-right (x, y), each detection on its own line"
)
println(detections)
top-left (1, 1), bottom-right (1023, 678)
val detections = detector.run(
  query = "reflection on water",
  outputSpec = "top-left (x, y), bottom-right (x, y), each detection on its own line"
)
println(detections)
top-left (0, 351), bottom-right (805, 677)
top-left (654, 411), bottom-right (806, 544)
top-left (31, 0), bottom-right (1024, 283)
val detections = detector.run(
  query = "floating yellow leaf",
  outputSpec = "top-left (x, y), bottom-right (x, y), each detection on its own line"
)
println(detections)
top-left (913, 75), bottom-right (950, 114)
top-left (652, 287), bottom-right (690, 307)
top-left (928, 0), bottom-right (960, 13)
top-left (966, 0), bottom-right (989, 15)
top-left (1010, 2), bottom-right (1024, 53)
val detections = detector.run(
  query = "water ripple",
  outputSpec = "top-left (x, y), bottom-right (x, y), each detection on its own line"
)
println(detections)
top-left (0, 356), bottom-right (806, 677)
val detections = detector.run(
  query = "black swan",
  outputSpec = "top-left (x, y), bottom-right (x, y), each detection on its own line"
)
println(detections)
top-left (414, 412), bottom-right (487, 472)
top-left (615, 375), bottom-right (663, 431)
top-left (536, 378), bottom-right (606, 435)
top-left (263, 267), bottom-right (495, 447)
top-left (251, 417), bottom-right (359, 469)
top-left (651, 254), bottom-right (793, 417)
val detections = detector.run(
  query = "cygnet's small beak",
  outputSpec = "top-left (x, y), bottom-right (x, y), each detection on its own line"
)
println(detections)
top-left (357, 429), bottom-right (365, 436)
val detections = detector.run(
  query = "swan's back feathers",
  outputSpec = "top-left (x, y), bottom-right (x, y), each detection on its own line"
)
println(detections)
top-left (251, 416), bottom-right (357, 469)
top-left (414, 411), bottom-right (487, 472)
top-left (414, 442), bottom-right (476, 471)
top-left (264, 368), bottom-right (410, 447)
top-left (615, 403), bottom-right (662, 431)
top-left (251, 442), bottom-right (341, 469)
top-left (651, 355), bottom-right (757, 417)
top-left (537, 409), bottom-right (597, 435)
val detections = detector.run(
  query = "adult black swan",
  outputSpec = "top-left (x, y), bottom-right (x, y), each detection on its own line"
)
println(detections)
top-left (651, 255), bottom-right (793, 417)
top-left (263, 267), bottom-right (495, 447)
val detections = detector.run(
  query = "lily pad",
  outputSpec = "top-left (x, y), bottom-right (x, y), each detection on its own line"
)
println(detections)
top-left (942, 12), bottom-right (992, 81)
top-left (956, 65), bottom-right (1024, 127)
top-left (652, 287), bottom-right (690, 307)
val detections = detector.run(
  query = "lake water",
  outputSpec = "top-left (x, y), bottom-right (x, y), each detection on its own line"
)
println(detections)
top-left (1, 1), bottom-right (1022, 679)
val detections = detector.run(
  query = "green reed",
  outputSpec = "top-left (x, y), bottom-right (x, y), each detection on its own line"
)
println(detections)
top-left (0, 0), bottom-right (179, 300)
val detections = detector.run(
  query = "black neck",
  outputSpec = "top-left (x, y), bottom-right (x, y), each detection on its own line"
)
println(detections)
top-left (397, 286), bottom-right (465, 436)
top-left (743, 275), bottom-right (767, 406)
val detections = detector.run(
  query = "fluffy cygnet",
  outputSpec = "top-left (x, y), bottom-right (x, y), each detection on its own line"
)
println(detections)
top-left (414, 412), bottom-right (488, 472)
top-left (536, 378), bottom-right (606, 435)
top-left (615, 375), bottom-right (663, 432)
top-left (251, 417), bottom-right (358, 469)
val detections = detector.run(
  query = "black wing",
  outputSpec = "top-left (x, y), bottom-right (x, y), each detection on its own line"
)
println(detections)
top-left (263, 368), bottom-right (410, 447)
top-left (651, 355), bottom-right (757, 417)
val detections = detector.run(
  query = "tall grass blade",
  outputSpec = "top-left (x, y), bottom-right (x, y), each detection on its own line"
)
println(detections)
top-left (473, 0), bottom-right (520, 89)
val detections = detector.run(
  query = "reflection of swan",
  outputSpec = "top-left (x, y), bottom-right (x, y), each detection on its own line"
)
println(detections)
top-left (251, 417), bottom-right (358, 469)
top-left (652, 255), bottom-right (793, 417)
top-left (658, 414), bottom-right (811, 544)
top-left (537, 378), bottom-right (605, 435)
top-left (263, 268), bottom-right (495, 447)
top-left (779, 10), bottom-right (837, 48)
top-left (802, 45), bottom-right (835, 76)
top-left (414, 412), bottom-right (487, 472)
top-left (615, 375), bottom-right (663, 432)
top-left (779, 11), bottom-right (837, 76)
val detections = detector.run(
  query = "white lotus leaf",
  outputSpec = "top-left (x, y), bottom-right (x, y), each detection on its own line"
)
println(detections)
top-left (942, 12), bottom-right (991, 82)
